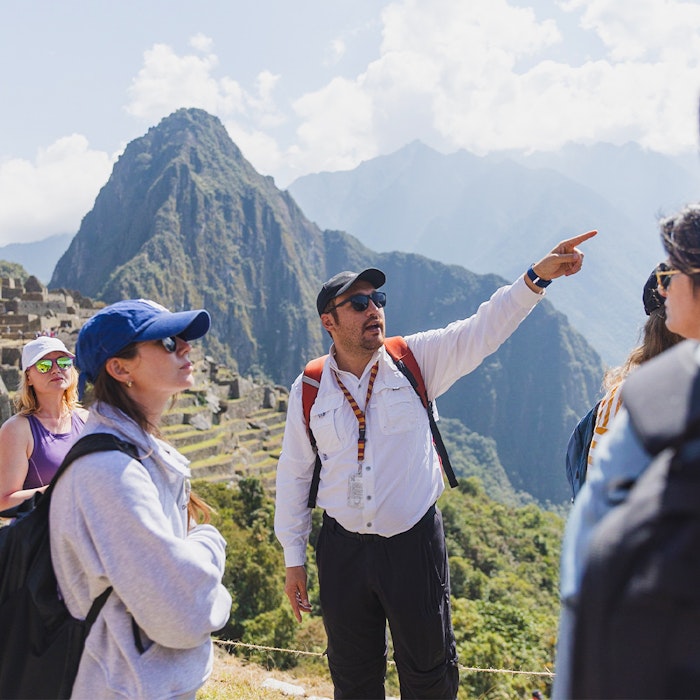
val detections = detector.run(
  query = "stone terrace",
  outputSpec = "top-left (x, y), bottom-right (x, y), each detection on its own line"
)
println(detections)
top-left (0, 277), bottom-right (289, 495)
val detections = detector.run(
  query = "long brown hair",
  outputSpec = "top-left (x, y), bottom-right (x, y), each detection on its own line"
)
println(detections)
top-left (92, 342), bottom-right (211, 524)
top-left (603, 308), bottom-right (683, 392)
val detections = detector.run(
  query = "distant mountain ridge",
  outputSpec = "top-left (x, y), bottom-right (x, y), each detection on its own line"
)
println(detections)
top-left (49, 108), bottom-right (603, 503)
top-left (0, 233), bottom-right (72, 285)
top-left (289, 140), bottom-right (700, 365)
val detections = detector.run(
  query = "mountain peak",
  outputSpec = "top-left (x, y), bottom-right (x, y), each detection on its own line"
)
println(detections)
top-left (50, 108), bottom-right (326, 380)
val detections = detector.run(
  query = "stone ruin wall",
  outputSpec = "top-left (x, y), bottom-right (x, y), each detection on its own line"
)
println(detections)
top-left (0, 276), bottom-right (288, 426)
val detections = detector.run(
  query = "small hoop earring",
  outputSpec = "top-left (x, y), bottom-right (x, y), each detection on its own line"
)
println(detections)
top-left (126, 380), bottom-right (133, 388)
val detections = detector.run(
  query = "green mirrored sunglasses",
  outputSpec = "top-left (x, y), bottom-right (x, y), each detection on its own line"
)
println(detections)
top-left (34, 357), bottom-right (73, 373)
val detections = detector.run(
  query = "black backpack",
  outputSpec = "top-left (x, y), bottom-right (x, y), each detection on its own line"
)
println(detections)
top-left (571, 340), bottom-right (700, 699)
top-left (0, 432), bottom-right (139, 699)
top-left (565, 400), bottom-right (600, 501)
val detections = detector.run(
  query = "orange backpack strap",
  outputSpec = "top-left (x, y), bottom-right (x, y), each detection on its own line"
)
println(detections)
top-left (301, 339), bottom-right (457, 509)
top-left (383, 336), bottom-right (428, 409)
top-left (302, 355), bottom-right (327, 508)
top-left (384, 336), bottom-right (458, 489)
top-left (302, 355), bottom-right (327, 430)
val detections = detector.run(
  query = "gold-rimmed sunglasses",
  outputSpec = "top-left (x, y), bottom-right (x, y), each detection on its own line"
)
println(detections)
top-left (655, 264), bottom-right (700, 290)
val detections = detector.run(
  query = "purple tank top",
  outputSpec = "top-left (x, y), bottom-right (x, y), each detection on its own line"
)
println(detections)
top-left (23, 412), bottom-right (86, 489)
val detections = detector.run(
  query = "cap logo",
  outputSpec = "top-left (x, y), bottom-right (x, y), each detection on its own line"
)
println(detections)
top-left (139, 299), bottom-right (168, 312)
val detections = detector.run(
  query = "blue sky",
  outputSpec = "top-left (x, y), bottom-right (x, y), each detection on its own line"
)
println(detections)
top-left (1, 0), bottom-right (699, 246)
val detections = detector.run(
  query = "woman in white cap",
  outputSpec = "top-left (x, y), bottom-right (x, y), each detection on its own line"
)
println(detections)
top-left (0, 336), bottom-right (88, 512)
top-left (49, 299), bottom-right (231, 699)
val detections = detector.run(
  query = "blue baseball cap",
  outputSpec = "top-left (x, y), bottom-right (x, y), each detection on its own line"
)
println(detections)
top-left (76, 299), bottom-right (211, 386)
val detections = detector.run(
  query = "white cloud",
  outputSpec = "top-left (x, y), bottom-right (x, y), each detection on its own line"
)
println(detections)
top-left (123, 36), bottom-right (288, 174)
top-left (115, 9), bottom-right (700, 186)
top-left (291, 77), bottom-right (377, 174)
top-left (189, 32), bottom-right (214, 53)
top-left (328, 38), bottom-right (347, 63)
top-left (282, 0), bottom-right (566, 170)
top-left (0, 136), bottom-right (113, 246)
top-left (5, 2), bottom-right (700, 246)
top-left (124, 37), bottom-right (286, 130)
top-left (562, 0), bottom-right (700, 62)
top-left (125, 41), bottom-right (246, 120)
top-left (222, 121), bottom-right (284, 181)
top-left (380, 0), bottom-right (561, 60)
top-left (281, 0), bottom-right (700, 176)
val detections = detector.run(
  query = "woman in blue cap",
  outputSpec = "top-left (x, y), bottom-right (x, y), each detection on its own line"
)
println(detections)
top-left (49, 299), bottom-right (232, 700)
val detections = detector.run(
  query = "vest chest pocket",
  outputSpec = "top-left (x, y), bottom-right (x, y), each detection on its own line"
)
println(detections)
top-left (375, 383), bottom-right (421, 435)
top-left (309, 393), bottom-right (349, 455)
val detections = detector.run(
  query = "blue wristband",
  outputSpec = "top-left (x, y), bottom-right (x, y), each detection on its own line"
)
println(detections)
top-left (527, 265), bottom-right (552, 288)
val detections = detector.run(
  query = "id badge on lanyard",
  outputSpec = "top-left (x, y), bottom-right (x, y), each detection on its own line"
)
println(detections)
top-left (347, 471), bottom-right (363, 509)
top-left (335, 362), bottom-right (379, 510)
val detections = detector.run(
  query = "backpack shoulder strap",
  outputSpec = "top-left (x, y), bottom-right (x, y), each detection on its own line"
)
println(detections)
top-left (384, 336), bottom-right (458, 489)
top-left (0, 434), bottom-right (141, 519)
top-left (384, 336), bottom-right (428, 410)
top-left (49, 432), bottom-right (141, 493)
top-left (49, 434), bottom-right (140, 631)
top-left (302, 355), bottom-right (327, 431)
top-left (302, 355), bottom-right (328, 508)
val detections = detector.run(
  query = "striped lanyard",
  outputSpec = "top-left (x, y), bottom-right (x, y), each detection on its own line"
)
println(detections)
top-left (334, 362), bottom-right (379, 468)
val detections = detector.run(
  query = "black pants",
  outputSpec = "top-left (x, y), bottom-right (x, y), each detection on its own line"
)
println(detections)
top-left (316, 505), bottom-right (459, 700)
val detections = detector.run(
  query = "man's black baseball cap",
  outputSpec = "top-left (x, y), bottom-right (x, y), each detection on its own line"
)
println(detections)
top-left (316, 268), bottom-right (386, 316)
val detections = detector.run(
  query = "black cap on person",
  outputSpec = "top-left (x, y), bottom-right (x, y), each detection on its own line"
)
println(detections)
top-left (316, 268), bottom-right (386, 316)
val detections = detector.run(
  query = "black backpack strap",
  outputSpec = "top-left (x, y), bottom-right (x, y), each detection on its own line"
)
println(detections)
top-left (85, 585), bottom-right (113, 632)
top-left (393, 358), bottom-right (458, 488)
top-left (52, 433), bottom-right (141, 641)
top-left (565, 400), bottom-right (601, 501)
top-left (307, 437), bottom-right (322, 508)
top-left (50, 433), bottom-right (140, 491)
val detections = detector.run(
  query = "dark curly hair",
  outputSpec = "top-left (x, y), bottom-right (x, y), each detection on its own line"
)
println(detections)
top-left (660, 204), bottom-right (700, 291)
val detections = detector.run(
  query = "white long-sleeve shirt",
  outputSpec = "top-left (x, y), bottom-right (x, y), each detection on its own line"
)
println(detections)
top-left (275, 276), bottom-right (543, 567)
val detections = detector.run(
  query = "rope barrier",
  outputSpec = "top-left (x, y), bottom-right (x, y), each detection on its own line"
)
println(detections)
top-left (213, 639), bottom-right (555, 678)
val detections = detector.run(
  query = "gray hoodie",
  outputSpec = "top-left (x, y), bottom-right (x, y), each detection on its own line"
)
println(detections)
top-left (49, 402), bottom-right (232, 699)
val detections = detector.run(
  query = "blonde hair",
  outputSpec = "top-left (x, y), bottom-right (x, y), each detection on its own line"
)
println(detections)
top-left (14, 366), bottom-right (81, 416)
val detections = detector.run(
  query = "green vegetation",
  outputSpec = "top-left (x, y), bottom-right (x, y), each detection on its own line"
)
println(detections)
top-left (196, 475), bottom-right (563, 698)
top-left (439, 416), bottom-right (532, 506)
top-left (443, 479), bottom-right (561, 697)
top-left (0, 260), bottom-right (29, 282)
